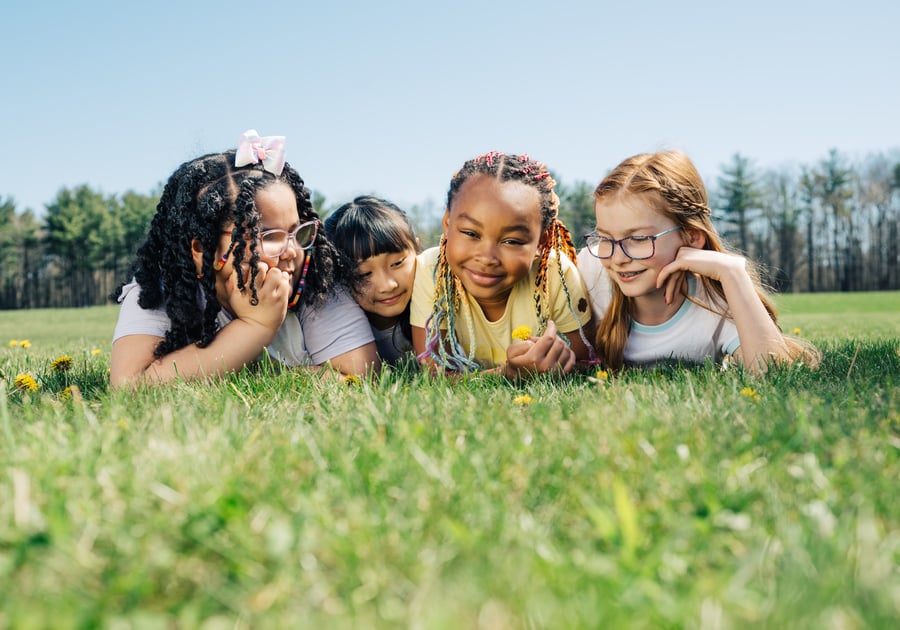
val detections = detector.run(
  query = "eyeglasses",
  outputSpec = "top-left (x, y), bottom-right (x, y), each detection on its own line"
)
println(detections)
top-left (259, 220), bottom-right (319, 258)
top-left (583, 225), bottom-right (681, 260)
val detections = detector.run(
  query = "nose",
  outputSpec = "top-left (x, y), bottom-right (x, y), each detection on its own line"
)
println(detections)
top-left (374, 270), bottom-right (399, 293)
top-left (280, 240), bottom-right (299, 261)
top-left (474, 240), bottom-right (499, 264)
top-left (609, 241), bottom-right (631, 264)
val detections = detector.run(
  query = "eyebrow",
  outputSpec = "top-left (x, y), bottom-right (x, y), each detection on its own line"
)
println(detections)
top-left (595, 225), bottom-right (658, 236)
top-left (457, 212), bottom-right (534, 235)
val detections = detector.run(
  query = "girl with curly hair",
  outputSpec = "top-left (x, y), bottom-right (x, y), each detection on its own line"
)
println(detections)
top-left (110, 130), bottom-right (378, 387)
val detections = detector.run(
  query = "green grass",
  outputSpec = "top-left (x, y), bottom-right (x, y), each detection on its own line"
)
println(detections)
top-left (1, 293), bottom-right (898, 628)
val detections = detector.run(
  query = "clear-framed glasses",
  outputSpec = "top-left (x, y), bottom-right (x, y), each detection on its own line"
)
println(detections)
top-left (583, 225), bottom-right (681, 260)
top-left (259, 220), bottom-right (319, 258)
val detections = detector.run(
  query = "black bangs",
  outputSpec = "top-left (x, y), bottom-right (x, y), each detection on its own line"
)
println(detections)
top-left (324, 199), bottom-right (418, 263)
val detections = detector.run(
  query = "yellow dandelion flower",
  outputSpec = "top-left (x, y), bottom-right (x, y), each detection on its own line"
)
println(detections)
top-left (511, 325), bottom-right (533, 342)
top-left (792, 328), bottom-right (802, 335)
top-left (13, 374), bottom-right (39, 392)
top-left (595, 369), bottom-right (609, 381)
top-left (345, 374), bottom-right (361, 386)
top-left (51, 355), bottom-right (74, 372)
top-left (20, 340), bottom-right (32, 349)
top-left (118, 418), bottom-right (129, 430)
top-left (8, 339), bottom-right (18, 347)
top-left (90, 348), bottom-right (102, 356)
top-left (513, 394), bottom-right (534, 406)
top-left (740, 386), bottom-right (761, 401)
top-left (59, 386), bottom-right (73, 400)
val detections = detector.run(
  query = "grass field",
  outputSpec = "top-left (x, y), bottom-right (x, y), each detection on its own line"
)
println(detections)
top-left (1, 292), bottom-right (898, 628)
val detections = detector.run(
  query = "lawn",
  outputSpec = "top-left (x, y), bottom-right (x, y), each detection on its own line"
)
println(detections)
top-left (0, 292), bottom-right (898, 628)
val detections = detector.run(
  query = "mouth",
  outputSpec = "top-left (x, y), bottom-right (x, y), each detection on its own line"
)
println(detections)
top-left (464, 268), bottom-right (504, 288)
top-left (377, 293), bottom-right (405, 306)
top-left (615, 269), bottom-right (646, 282)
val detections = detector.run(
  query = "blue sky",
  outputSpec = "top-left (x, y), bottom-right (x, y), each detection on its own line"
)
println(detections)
top-left (2, 0), bottom-right (898, 218)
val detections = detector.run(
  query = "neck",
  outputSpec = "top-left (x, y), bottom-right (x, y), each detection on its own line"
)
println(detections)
top-left (367, 312), bottom-right (400, 331)
top-left (632, 289), bottom-right (686, 326)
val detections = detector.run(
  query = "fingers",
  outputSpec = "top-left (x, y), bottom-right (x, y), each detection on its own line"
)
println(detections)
top-left (506, 321), bottom-right (576, 376)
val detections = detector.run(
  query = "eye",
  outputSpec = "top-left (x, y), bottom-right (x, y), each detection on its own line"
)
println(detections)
top-left (502, 239), bottom-right (526, 246)
top-left (390, 256), bottom-right (407, 268)
top-left (358, 270), bottom-right (372, 279)
top-left (628, 235), bottom-right (652, 243)
top-left (459, 229), bottom-right (478, 239)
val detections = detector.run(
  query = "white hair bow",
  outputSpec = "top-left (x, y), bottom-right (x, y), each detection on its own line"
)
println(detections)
top-left (235, 129), bottom-right (286, 175)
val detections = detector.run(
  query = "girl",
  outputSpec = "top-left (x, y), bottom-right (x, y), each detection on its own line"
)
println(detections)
top-left (411, 151), bottom-right (594, 379)
top-left (110, 130), bottom-right (379, 387)
top-left (324, 196), bottom-right (419, 366)
top-left (583, 150), bottom-right (820, 373)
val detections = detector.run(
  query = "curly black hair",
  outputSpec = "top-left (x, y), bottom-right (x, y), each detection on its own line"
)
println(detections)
top-left (113, 149), bottom-right (343, 359)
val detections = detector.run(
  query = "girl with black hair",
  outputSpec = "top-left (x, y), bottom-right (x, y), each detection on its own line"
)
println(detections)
top-left (110, 130), bottom-right (378, 387)
top-left (324, 196), bottom-right (419, 366)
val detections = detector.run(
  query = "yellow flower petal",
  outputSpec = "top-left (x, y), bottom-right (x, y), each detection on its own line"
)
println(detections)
top-left (511, 326), bottom-right (533, 342)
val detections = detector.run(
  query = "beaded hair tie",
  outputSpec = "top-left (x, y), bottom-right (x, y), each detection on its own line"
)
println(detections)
top-left (288, 255), bottom-right (311, 309)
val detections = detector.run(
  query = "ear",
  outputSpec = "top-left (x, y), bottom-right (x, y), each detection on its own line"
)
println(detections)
top-left (686, 228), bottom-right (706, 248)
top-left (191, 239), bottom-right (204, 276)
top-left (441, 210), bottom-right (450, 235)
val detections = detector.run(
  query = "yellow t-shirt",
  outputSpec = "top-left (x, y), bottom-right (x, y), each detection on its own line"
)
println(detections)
top-left (410, 247), bottom-right (592, 368)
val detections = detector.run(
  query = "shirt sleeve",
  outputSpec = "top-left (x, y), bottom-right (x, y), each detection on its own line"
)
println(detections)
top-left (410, 247), bottom-right (439, 328)
top-left (112, 281), bottom-right (172, 342)
top-left (549, 253), bottom-right (593, 333)
top-left (299, 287), bottom-right (375, 365)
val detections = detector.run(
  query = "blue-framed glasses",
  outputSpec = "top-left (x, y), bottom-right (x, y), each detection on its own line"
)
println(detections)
top-left (583, 225), bottom-right (681, 260)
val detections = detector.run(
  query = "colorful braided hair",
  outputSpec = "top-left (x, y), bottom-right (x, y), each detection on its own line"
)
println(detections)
top-left (422, 151), bottom-right (594, 371)
top-left (113, 149), bottom-right (341, 359)
top-left (593, 150), bottom-right (820, 370)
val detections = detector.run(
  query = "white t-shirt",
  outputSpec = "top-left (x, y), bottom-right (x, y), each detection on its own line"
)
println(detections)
top-left (113, 281), bottom-right (374, 366)
top-left (576, 247), bottom-right (613, 324)
top-left (624, 279), bottom-right (741, 367)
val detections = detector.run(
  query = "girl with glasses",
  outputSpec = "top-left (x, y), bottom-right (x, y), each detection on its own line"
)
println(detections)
top-left (110, 130), bottom-right (379, 387)
top-left (581, 150), bottom-right (819, 373)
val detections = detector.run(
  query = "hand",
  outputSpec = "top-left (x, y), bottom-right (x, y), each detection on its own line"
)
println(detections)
top-left (227, 262), bottom-right (290, 331)
top-left (657, 247), bottom-right (747, 293)
top-left (505, 320), bottom-right (576, 378)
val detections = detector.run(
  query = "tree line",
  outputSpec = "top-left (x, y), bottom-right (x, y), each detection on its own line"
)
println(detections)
top-left (2, 148), bottom-right (898, 310)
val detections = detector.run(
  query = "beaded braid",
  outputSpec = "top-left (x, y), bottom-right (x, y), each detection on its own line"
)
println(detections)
top-left (423, 152), bottom-right (594, 371)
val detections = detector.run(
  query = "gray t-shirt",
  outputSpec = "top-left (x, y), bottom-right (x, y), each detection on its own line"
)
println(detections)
top-left (113, 281), bottom-right (374, 366)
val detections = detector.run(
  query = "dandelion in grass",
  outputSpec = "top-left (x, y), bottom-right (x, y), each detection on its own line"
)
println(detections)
top-left (14, 374), bottom-right (38, 392)
top-left (345, 374), bottom-right (361, 386)
top-left (8, 339), bottom-right (18, 347)
top-left (587, 369), bottom-right (609, 384)
top-left (59, 386), bottom-right (73, 400)
top-left (513, 394), bottom-right (534, 406)
top-left (19, 340), bottom-right (31, 349)
top-left (792, 327), bottom-right (802, 335)
top-left (740, 386), bottom-right (761, 402)
top-left (90, 348), bottom-right (102, 356)
top-left (511, 325), bottom-right (532, 342)
top-left (51, 355), bottom-right (74, 372)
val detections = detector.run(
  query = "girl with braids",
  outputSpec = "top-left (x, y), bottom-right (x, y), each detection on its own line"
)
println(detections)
top-left (110, 130), bottom-right (378, 387)
top-left (324, 196), bottom-right (419, 366)
top-left (410, 151), bottom-right (594, 379)
top-left (582, 150), bottom-right (820, 373)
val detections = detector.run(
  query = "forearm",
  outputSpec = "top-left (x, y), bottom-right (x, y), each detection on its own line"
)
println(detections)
top-left (720, 268), bottom-right (789, 371)
top-left (136, 320), bottom-right (277, 385)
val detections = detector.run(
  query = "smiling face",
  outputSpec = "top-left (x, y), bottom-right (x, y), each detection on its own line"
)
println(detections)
top-left (593, 193), bottom-right (686, 303)
top-left (209, 182), bottom-right (303, 309)
top-left (353, 247), bottom-right (417, 328)
top-left (442, 175), bottom-right (543, 319)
